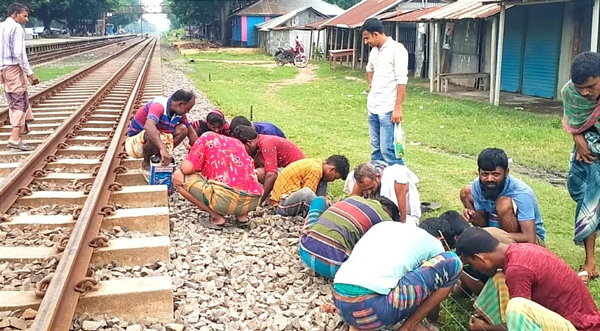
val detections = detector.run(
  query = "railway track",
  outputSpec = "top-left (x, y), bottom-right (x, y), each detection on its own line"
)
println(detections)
top-left (27, 35), bottom-right (136, 66)
top-left (0, 36), bottom-right (173, 330)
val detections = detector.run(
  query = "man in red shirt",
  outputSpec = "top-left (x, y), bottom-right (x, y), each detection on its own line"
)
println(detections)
top-left (456, 227), bottom-right (600, 331)
top-left (231, 125), bottom-right (305, 204)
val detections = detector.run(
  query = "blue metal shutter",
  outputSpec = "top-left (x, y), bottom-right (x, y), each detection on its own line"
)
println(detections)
top-left (521, 3), bottom-right (563, 99)
top-left (500, 7), bottom-right (526, 93)
top-left (247, 16), bottom-right (266, 47)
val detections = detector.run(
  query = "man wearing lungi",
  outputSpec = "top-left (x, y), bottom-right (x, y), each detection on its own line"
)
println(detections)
top-left (459, 148), bottom-right (546, 245)
top-left (457, 228), bottom-right (600, 331)
top-left (561, 52), bottom-right (600, 285)
top-left (299, 195), bottom-right (399, 278)
top-left (270, 156), bottom-right (349, 217)
top-left (0, 3), bottom-right (39, 151)
top-left (230, 125), bottom-right (305, 204)
top-left (333, 221), bottom-right (462, 331)
top-left (125, 89), bottom-right (198, 180)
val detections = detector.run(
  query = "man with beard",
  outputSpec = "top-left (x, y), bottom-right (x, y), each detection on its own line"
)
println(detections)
top-left (459, 148), bottom-right (546, 245)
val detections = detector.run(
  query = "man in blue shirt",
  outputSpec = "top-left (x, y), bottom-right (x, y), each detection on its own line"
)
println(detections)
top-left (460, 148), bottom-right (546, 245)
top-left (230, 116), bottom-right (286, 138)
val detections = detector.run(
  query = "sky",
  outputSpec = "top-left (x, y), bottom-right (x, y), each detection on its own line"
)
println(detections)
top-left (141, 0), bottom-right (171, 31)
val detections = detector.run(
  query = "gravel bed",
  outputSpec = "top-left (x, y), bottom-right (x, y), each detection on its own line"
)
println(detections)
top-left (5, 204), bottom-right (79, 217)
top-left (0, 155), bottom-right (29, 163)
top-left (30, 180), bottom-right (86, 192)
top-left (0, 259), bottom-right (57, 292)
top-left (0, 224), bottom-right (70, 247)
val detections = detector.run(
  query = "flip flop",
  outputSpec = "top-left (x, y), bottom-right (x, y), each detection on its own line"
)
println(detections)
top-left (234, 218), bottom-right (251, 229)
top-left (8, 140), bottom-right (34, 151)
top-left (578, 267), bottom-right (590, 286)
top-left (200, 218), bottom-right (225, 230)
top-left (421, 202), bottom-right (442, 213)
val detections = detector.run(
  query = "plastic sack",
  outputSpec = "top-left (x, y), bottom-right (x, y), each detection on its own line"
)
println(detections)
top-left (394, 123), bottom-right (405, 159)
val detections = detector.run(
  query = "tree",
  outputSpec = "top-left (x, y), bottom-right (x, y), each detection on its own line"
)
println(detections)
top-left (168, 0), bottom-right (253, 44)
top-left (30, 0), bottom-right (70, 30)
top-left (324, 0), bottom-right (361, 10)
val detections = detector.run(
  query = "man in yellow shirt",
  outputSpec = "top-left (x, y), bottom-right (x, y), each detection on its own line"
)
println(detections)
top-left (271, 155), bottom-right (349, 217)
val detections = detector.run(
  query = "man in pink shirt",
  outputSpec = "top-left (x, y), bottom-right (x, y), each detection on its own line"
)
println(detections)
top-left (231, 125), bottom-right (305, 204)
top-left (173, 132), bottom-right (263, 229)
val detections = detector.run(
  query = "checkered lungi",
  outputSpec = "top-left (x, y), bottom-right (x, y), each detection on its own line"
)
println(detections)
top-left (183, 173), bottom-right (261, 216)
top-left (333, 252), bottom-right (462, 330)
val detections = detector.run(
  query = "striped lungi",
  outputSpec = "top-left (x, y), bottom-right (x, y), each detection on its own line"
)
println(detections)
top-left (183, 173), bottom-right (261, 216)
top-left (0, 65), bottom-right (33, 134)
top-left (333, 252), bottom-right (462, 330)
top-left (506, 297), bottom-right (577, 331)
top-left (124, 130), bottom-right (174, 158)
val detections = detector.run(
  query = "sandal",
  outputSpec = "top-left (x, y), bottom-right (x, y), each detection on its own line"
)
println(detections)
top-left (234, 218), bottom-right (251, 229)
top-left (421, 202), bottom-right (442, 213)
top-left (8, 140), bottom-right (34, 151)
top-left (200, 218), bottom-right (225, 230)
top-left (578, 267), bottom-right (590, 286)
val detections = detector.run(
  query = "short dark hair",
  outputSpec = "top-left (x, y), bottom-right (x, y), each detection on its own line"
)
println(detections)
top-left (376, 196), bottom-right (399, 222)
top-left (230, 125), bottom-right (257, 143)
top-left (360, 18), bottom-right (384, 35)
top-left (206, 112), bottom-right (225, 126)
top-left (171, 89), bottom-right (194, 103)
top-left (571, 52), bottom-right (600, 85)
top-left (7, 3), bottom-right (27, 17)
top-left (230, 116), bottom-right (252, 134)
top-left (477, 148), bottom-right (508, 172)
top-left (456, 227), bottom-right (499, 259)
top-left (419, 218), bottom-right (456, 249)
top-left (439, 210), bottom-right (470, 236)
top-left (325, 155), bottom-right (350, 180)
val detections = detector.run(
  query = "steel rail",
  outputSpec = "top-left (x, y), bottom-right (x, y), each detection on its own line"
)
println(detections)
top-left (29, 36), bottom-right (138, 65)
top-left (0, 38), bottom-right (153, 216)
top-left (0, 37), bottom-right (146, 125)
top-left (29, 37), bottom-right (157, 331)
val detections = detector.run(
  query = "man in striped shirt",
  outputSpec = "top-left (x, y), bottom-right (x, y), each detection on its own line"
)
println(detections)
top-left (0, 3), bottom-right (39, 151)
top-left (299, 195), bottom-right (399, 278)
top-left (125, 89), bottom-right (198, 177)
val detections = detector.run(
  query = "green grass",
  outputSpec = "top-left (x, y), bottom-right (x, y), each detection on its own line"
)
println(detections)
top-left (183, 58), bottom-right (598, 329)
top-left (0, 65), bottom-right (81, 94)
top-left (34, 65), bottom-right (81, 82)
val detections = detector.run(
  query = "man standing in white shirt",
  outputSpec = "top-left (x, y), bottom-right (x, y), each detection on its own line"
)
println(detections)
top-left (362, 18), bottom-right (408, 166)
top-left (0, 3), bottom-right (39, 151)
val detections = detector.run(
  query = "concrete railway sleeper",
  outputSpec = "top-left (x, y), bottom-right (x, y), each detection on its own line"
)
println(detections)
top-left (0, 38), bottom-right (172, 330)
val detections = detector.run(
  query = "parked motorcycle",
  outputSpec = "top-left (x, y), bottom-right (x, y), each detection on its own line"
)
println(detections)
top-left (274, 37), bottom-right (308, 68)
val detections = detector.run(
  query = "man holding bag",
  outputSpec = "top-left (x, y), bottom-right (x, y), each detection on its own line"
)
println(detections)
top-left (362, 17), bottom-right (408, 165)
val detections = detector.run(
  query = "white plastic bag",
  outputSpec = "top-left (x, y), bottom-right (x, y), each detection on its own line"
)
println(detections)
top-left (394, 123), bottom-right (405, 159)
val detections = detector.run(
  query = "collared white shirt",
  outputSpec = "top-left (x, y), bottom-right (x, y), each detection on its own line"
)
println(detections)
top-left (366, 37), bottom-right (408, 115)
top-left (0, 17), bottom-right (33, 75)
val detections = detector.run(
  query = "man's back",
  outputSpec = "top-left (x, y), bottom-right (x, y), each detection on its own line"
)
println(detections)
top-left (334, 221), bottom-right (444, 294)
top-left (270, 158), bottom-right (322, 204)
top-left (257, 134), bottom-right (304, 173)
top-left (504, 244), bottom-right (600, 331)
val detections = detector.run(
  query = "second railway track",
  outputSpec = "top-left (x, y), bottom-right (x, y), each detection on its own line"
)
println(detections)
top-left (0, 36), bottom-right (174, 330)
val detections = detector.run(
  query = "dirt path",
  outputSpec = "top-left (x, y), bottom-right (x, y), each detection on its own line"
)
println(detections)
top-left (268, 64), bottom-right (318, 94)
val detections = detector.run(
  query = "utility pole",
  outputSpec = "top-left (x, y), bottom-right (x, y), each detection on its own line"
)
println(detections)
top-left (139, 0), bottom-right (143, 37)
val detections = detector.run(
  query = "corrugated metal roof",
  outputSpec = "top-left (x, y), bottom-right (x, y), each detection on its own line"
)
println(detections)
top-left (323, 0), bottom-right (404, 28)
top-left (231, 0), bottom-right (344, 17)
top-left (419, 0), bottom-right (501, 20)
top-left (256, 7), bottom-right (311, 30)
top-left (305, 17), bottom-right (330, 29)
top-left (380, 6), bottom-right (443, 21)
